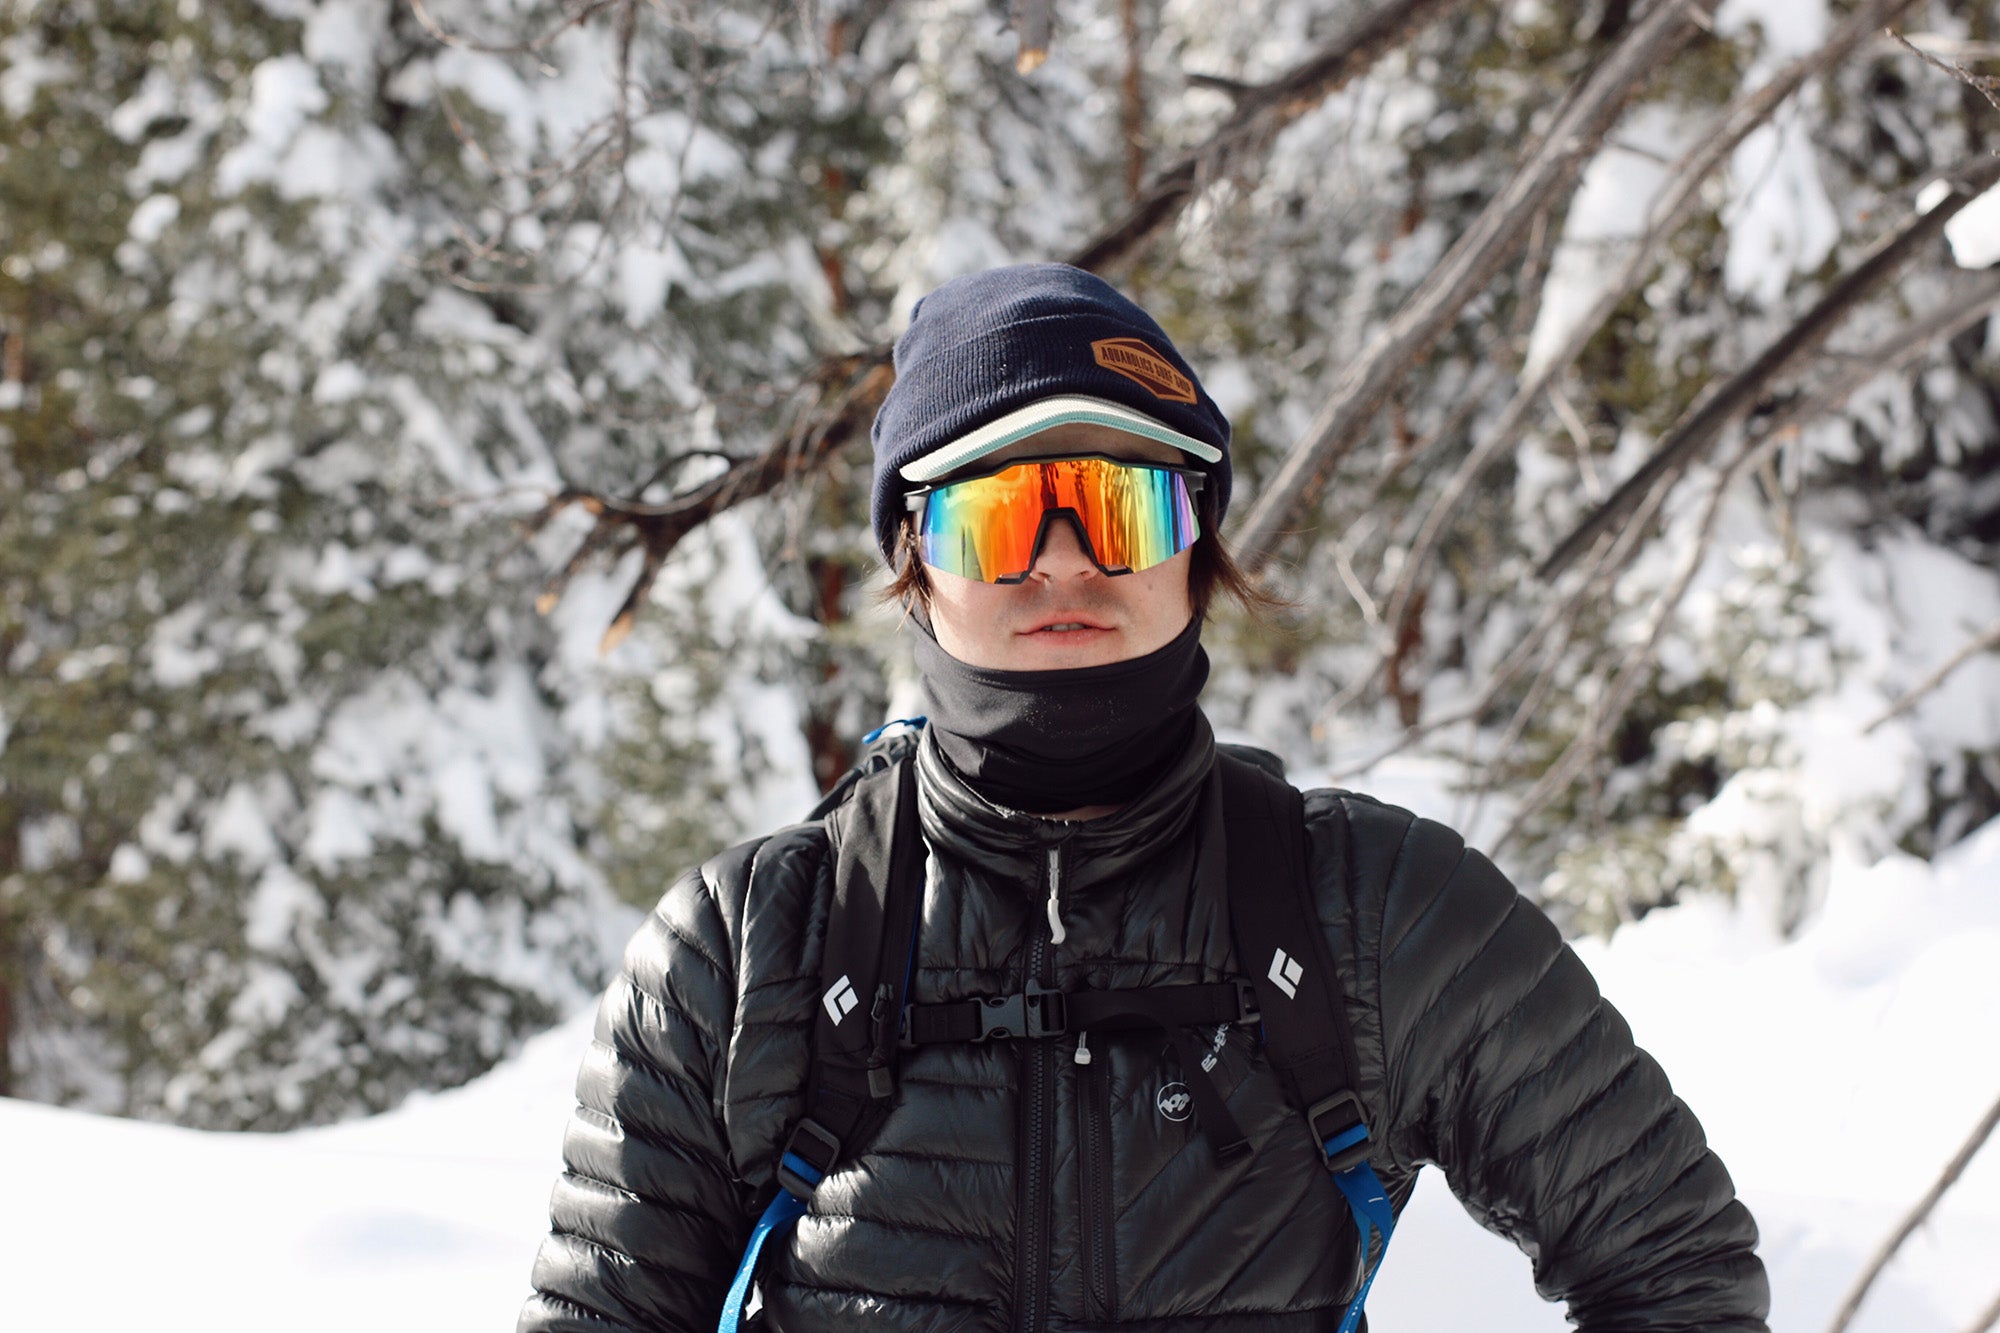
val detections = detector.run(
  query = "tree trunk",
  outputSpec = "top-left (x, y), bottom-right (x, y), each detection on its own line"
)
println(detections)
top-left (0, 804), bottom-right (17, 1099)
top-left (1120, 0), bottom-right (1146, 203)
top-left (804, 556), bottom-right (857, 794)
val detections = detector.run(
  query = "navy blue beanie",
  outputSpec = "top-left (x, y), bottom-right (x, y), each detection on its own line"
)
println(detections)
top-left (869, 263), bottom-right (1232, 561)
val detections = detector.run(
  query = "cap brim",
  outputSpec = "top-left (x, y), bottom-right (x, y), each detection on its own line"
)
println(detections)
top-left (897, 395), bottom-right (1223, 483)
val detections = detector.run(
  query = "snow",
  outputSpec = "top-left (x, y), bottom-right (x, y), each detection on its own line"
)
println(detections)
top-left (1945, 181), bottom-right (2000, 270)
top-left (6, 816), bottom-right (1998, 1332)
top-left (1522, 104), bottom-right (1687, 381)
top-left (1713, 0), bottom-right (1841, 305)
top-left (217, 56), bottom-right (331, 196)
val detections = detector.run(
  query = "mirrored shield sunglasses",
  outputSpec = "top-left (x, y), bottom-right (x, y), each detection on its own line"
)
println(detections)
top-left (904, 454), bottom-right (1205, 584)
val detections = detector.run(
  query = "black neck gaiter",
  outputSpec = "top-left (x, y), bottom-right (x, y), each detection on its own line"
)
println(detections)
top-left (911, 614), bottom-right (1209, 814)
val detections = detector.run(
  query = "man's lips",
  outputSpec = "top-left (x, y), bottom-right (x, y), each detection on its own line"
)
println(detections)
top-left (1020, 614), bottom-right (1115, 634)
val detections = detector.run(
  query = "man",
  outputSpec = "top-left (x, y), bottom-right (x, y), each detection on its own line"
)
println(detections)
top-left (520, 263), bottom-right (1770, 1332)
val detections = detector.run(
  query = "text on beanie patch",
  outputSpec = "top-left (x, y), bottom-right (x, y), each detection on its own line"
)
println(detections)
top-left (1091, 338), bottom-right (1197, 404)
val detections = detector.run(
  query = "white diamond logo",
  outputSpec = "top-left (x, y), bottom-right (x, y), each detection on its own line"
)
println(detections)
top-left (823, 976), bottom-right (860, 1025)
top-left (1268, 949), bottom-right (1304, 999)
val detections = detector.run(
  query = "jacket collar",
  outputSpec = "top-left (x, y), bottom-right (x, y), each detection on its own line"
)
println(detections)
top-left (913, 709), bottom-right (1216, 895)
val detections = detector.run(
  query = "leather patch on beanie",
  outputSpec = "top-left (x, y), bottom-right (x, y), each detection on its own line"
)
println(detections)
top-left (1091, 337), bottom-right (1197, 404)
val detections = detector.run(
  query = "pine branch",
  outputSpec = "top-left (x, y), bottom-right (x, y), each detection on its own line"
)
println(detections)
top-left (1538, 150), bottom-right (2000, 581)
top-left (542, 1), bottom-right (1474, 645)
top-left (1068, 0), bottom-right (1472, 274)
top-left (1826, 1090), bottom-right (2000, 1333)
top-left (1494, 462), bottom-right (1733, 855)
top-left (1487, 271), bottom-right (2000, 843)
top-left (1380, 0), bottom-right (1925, 640)
top-left (1232, 0), bottom-right (1718, 572)
top-left (537, 355), bottom-right (892, 650)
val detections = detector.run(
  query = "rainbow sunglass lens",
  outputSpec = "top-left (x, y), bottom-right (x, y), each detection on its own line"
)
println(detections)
top-left (911, 456), bottom-right (1202, 583)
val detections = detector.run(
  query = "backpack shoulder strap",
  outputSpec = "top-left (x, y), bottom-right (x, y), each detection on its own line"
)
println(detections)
top-left (787, 744), bottom-right (926, 1190)
top-left (1216, 754), bottom-right (1395, 1333)
top-left (720, 734), bottom-right (927, 1333)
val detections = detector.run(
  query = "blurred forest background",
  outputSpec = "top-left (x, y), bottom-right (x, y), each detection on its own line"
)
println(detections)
top-left (4, 0), bottom-right (1999, 1130)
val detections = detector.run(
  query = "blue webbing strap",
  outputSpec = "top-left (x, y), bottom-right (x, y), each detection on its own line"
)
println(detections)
top-left (1326, 1129), bottom-right (1395, 1333)
top-left (717, 1156), bottom-right (820, 1333)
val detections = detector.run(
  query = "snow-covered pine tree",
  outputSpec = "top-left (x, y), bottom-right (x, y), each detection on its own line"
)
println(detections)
top-left (0, 0), bottom-right (832, 1125)
top-left (8, 0), bottom-right (1998, 1122)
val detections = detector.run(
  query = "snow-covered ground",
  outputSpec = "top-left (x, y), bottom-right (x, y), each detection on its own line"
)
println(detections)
top-left (5, 816), bottom-right (1997, 1332)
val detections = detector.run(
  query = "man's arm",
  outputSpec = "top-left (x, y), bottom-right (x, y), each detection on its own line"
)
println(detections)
top-left (520, 864), bottom-right (755, 1333)
top-left (1344, 796), bottom-right (1770, 1332)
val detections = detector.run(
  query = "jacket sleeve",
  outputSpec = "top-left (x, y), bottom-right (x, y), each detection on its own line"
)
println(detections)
top-left (1349, 797), bottom-right (1771, 1332)
top-left (519, 862), bottom-right (756, 1333)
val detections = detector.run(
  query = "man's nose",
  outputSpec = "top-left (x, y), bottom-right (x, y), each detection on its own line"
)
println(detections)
top-left (1029, 515), bottom-right (1100, 580)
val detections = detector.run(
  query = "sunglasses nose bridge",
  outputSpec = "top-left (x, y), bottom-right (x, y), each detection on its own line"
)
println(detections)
top-left (1026, 508), bottom-right (1104, 577)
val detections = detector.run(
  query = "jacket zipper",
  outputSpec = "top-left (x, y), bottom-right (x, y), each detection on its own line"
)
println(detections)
top-left (1013, 843), bottom-right (1061, 1333)
top-left (1078, 1037), bottom-right (1116, 1321)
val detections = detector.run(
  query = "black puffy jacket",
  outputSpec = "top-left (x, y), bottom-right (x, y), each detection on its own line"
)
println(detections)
top-left (521, 719), bottom-right (1769, 1332)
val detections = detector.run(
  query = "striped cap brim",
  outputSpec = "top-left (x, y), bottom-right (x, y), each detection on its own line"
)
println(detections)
top-left (898, 395), bottom-right (1223, 483)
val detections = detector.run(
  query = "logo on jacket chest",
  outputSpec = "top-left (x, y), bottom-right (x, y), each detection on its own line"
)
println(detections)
top-left (1157, 1082), bottom-right (1193, 1122)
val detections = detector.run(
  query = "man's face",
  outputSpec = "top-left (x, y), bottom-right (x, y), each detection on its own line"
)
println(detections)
top-left (919, 424), bottom-right (1197, 671)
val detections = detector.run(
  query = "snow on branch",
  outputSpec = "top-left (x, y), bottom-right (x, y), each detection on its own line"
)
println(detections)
top-left (529, 356), bottom-right (894, 655)
top-left (1537, 150), bottom-right (2000, 582)
top-left (1864, 617), bottom-right (2000, 736)
top-left (537, 0), bottom-right (1473, 647)
top-left (1068, 0), bottom-right (1472, 273)
top-left (1230, 0), bottom-right (1720, 573)
top-left (1379, 0), bottom-right (1928, 649)
top-left (1475, 269), bottom-right (2000, 846)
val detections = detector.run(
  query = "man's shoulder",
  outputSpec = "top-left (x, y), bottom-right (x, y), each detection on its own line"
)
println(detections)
top-left (1293, 783), bottom-right (1496, 909)
top-left (686, 818), bottom-right (835, 918)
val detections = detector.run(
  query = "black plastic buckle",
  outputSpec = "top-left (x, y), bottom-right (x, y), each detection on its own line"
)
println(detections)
top-left (974, 993), bottom-right (1029, 1039)
top-left (973, 982), bottom-right (1068, 1041)
top-left (1233, 980), bottom-right (1263, 1024)
top-left (1306, 1090), bottom-right (1373, 1174)
top-left (778, 1118), bottom-right (841, 1196)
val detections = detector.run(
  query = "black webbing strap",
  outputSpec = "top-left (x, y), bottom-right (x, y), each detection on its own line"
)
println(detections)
top-left (1217, 753), bottom-right (1373, 1171)
top-left (779, 753), bottom-right (927, 1197)
top-left (901, 980), bottom-right (1257, 1046)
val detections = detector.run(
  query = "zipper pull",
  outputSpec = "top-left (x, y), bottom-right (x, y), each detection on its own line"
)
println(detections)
top-left (1045, 845), bottom-right (1067, 945)
top-left (1074, 1031), bottom-right (1092, 1065)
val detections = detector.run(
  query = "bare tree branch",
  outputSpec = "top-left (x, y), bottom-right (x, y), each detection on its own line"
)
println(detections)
top-left (408, 0), bottom-right (621, 64)
top-left (1892, 34), bottom-right (2000, 63)
top-left (1233, 0), bottom-right (1718, 572)
top-left (1380, 0), bottom-right (1925, 639)
top-left (1482, 271), bottom-right (2000, 842)
top-left (1538, 150), bottom-right (2000, 581)
top-left (1119, 0), bottom-right (1146, 202)
top-left (1495, 463), bottom-right (1731, 855)
top-left (1893, 30), bottom-right (2000, 114)
top-left (1328, 473), bottom-right (1673, 781)
top-left (1963, 1286), bottom-right (2000, 1333)
top-left (1865, 617), bottom-right (2000, 734)
top-left (1826, 1090), bottom-right (2000, 1333)
top-left (1014, 0), bottom-right (1054, 75)
top-left (1068, 0), bottom-right (1473, 274)
top-left (530, 1), bottom-right (1477, 645)
top-left (1756, 267), bottom-right (2000, 469)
